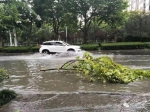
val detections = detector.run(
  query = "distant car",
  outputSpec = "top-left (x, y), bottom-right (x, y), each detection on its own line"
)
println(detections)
top-left (39, 40), bottom-right (81, 54)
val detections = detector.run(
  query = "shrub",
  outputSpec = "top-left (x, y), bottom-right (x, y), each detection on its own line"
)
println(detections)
top-left (0, 89), bottom-right (17, 107)
top-left (80, 44), bottom-right (99, 50)
top-left (0, 68), bottom-right (9, 82)
top-left (1, 46), bottom-right (31, 53)
top-left (30, 46), bottom-right (39, 52)
top-left (144, 42), bottom-right (150, 48)
top-left (0, 47), bottom-right (2, 52)
top-left (101, 42), bottom-right (145, 50)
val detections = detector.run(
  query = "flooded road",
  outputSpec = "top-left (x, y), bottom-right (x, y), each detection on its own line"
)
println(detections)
top-left (0, 49), bottom-right (150, 112)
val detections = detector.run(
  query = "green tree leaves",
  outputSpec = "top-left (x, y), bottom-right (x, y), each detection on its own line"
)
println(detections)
top-left (66, 0), bottom-right (128, 43)
top-left (125, 11), bottom-right (150, 39)
top-left (32, 0), bottom-right (128, 43)
top-left (0, 68), bottom-right (9, 83)
top-left (75, 52), bottom-right (150, 84)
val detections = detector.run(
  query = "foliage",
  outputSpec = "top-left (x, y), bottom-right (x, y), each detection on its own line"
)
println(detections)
top-left (80, 44), bottom-right (99, 50)
top-left (101, 42), bottom-right (145, 50)
top-left (0, 46), bottom-right (40, 53)
top-left (0, 68), bottom-right (9, 82)
top-left (34, 23), bottom-right (53, 43)
top-left (66, 0), bottom-right (128, 44)
top-left (0, 89), bottom-right (17, 107)
top-left (30, 46), bottom-right (39, 52)
top-left (144, 42), bottom-right (150, 49)
top-left (0, 47), bottom-right (2, 52)
top-left (101, 0), bottom-right (128, 27)
top-left (97, 0), bottom-right (128, 41)
top-left (0, 0), bottom-right (38, 47)
top-left (125, 11), bottom-right (150, 39)
top-left (0, 0), bottom-right (18, 46)
top-left (1, 46), bottom-right (31, 53)
top-left (75, 52), bottom-right (150, 83)
top-left (32, 0), bottom-right (77, 39)
top-left (1, 0), bottom-right (150, 45)
top-left (0, 0), bottom-right (18, 30)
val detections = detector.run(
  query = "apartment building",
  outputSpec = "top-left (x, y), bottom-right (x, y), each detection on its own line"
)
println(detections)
top-left (127, 0), bottom-right (150, 12)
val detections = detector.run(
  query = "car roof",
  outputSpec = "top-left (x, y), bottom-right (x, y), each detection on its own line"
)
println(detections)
top-left (43, 40), bottom-right (63, 43)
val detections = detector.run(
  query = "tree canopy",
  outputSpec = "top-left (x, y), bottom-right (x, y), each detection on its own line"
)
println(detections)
top-left (1, 0), bottom-right (149, 45)
top-left (31, 0), bottom-right (128, 43)
top-left (64, 0), bottom-right (128, 43)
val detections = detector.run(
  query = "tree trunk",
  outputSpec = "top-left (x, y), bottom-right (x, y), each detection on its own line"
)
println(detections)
top-left (9, 30), bottom-right (13, 46)
top-left (0, 36), bottom-right (2, 47)
top-left (0, 30), bottom-right (5, 47)
top-left (83, 30), bottom-right (87, 44)
top-left (54, 30), bottom-right (59, 40)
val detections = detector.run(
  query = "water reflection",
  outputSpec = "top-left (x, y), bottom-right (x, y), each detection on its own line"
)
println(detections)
top-left (0, 50), bottom-right (150, 94)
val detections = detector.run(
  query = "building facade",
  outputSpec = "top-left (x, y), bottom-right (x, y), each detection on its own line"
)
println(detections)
top-left (127, 0), bottom-right (150, 12)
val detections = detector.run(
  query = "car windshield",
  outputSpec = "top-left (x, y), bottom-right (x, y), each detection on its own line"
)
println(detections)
top-left (62, 41), bottom-right (70, 46)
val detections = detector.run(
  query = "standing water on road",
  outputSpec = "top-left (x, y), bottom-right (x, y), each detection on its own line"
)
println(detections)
top-left (1, 50), bottom-right (150, 112)
top-left (0, 50), bottom-right (150, 94)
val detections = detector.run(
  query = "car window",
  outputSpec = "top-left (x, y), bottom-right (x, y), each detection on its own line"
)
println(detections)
top-left (50, 42), bottom-right (56, 45)
top-left (42, 42), bottom-right (53, 45)
top-left (55, 42), bottom-right (64, 46)
top-left (62, 42), bottom-right (70, 46)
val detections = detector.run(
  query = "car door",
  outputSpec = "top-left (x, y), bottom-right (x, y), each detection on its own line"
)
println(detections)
top-left (45, 42), bottom-right (56, 52)
top-left (54, 42), bottom-right (67, 52)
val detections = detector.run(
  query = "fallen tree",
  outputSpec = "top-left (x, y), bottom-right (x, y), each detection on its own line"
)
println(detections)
top-left (75, 52), bottom-right (150, 83)
top-left (41, 52), bottom-right (150, 84)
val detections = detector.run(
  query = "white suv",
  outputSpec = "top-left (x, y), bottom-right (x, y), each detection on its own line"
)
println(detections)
top-left (39, 40), bottom-right (81, 54)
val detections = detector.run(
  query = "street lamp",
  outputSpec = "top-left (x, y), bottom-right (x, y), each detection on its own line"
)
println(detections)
top-left (65, 26), bottom-right (67, 42)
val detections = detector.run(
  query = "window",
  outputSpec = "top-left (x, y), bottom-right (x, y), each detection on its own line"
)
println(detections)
top-left (43, 42), bottom-right (53, 45)
top-left (55, 42), bottom-right (64, 46)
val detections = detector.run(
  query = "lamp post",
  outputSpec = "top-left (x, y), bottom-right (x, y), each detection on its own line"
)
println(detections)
top-left (66, 26), bottom-right (67, 42)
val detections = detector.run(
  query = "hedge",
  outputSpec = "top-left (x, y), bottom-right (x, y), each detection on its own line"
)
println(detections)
top-left (101, 42), bottom-right (145, 50)
top-left (144, 42), bottom-right (150, 49)
top-left (80, 44), bottom-right (99, 50)
top-left (30, 46), bottom-right (39, 52)
top-left (1, 46), bottom-right (31, 53)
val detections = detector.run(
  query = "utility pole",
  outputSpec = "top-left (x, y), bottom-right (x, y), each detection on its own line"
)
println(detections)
top-left (66, 26), bottom-right (67, 42)
top-left (143, 0), bottom-right (146, 13)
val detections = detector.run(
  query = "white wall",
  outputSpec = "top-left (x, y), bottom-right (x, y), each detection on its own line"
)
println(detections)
top-left (127, 0), bottom-right (150, 12)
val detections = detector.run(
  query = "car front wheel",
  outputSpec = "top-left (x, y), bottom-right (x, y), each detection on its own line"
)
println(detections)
top-left (42, 50), bottom-right (50, 54)
top-left (67, 49), bottom-right (75, 52)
